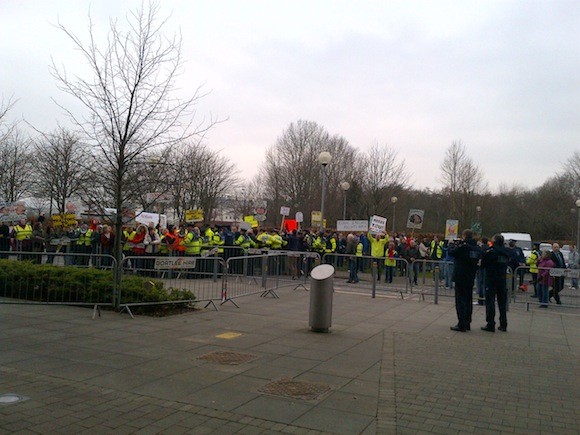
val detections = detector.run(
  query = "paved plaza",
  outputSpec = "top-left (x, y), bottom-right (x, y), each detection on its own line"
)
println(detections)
top-left (1, 285), bottom-right (579, 434)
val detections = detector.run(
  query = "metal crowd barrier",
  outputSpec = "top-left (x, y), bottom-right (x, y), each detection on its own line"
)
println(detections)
top-left (223, 251), bottom-right (322, 303)
top-left (119, 255), bottom-right (226, 315)
top-left (513, 265), bottom-right (579, 310)
top-left (0, 251), bottom-right (117, 317)
top-left (321, 253), bottom-right (410, 298)
top-left (7, 247), bottom-right (577, 319)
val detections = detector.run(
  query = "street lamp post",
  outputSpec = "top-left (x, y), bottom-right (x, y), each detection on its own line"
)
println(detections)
top-left (340, 181), bottom-right (350, 220)
top-left (391, 196), bottom-right (398, 233)
top-left (318, 151), bottom-right (332, 230)
top-left (576, 199), bottom-right (580, 252)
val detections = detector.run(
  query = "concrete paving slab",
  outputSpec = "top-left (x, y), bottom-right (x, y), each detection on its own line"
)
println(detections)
top-left (1, 286), bottom-right (579, 434)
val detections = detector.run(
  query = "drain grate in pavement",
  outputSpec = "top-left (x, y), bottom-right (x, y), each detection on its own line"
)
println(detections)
top-left (197, 350), bottom-right (258, 365)
top-left (258, 377), bottom-right (331, 401)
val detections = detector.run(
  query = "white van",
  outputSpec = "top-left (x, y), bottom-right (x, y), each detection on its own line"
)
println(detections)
top-left (500, 232), bottom-right (533, 258)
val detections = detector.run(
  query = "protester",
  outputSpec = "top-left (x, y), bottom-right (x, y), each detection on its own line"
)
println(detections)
top-left (443, 240), bottom-right (455, 290)
top-left (384, 241), bottom-right (398, 284)
top-left (550, 243), bottom-right (566, 304)
top-left (0, 221), bottom-right (10, 258)
top-left (527, 242), bottom-right (541, 297)
top-left (368, 231), bottom-right (388, 282)
top-left (345, 233), bottom-right (360, 284)
top-left (404, 240), bottom-right (421, 286)
top-left (100, 225), bottom-right (115, 267)
top-left (12, 218), bottom-right (33, 257)
top-left (429, 235), bottom-right (444, 278)
top-left (537, 250), bottom-right (555, 308)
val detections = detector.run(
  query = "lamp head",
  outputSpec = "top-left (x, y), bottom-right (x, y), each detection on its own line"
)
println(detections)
top-left (318, 151), bottom-right (332, 166)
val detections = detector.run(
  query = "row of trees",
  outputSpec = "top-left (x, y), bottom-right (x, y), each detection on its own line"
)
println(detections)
top-left (0, 121), bottom-right (238, 222)
top-left (1, 2), bottom-right (579, 256)
top-left (255, 119), bottom-right (579, 242)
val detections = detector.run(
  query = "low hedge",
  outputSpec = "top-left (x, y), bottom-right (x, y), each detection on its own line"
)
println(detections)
top-left (0, 260), bottom-right (196, 315)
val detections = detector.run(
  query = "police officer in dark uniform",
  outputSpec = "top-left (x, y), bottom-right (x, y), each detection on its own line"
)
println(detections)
top-left (481, 234), bottom-right (511, 332)
top-left (449, 229), bottom-right (481, 332)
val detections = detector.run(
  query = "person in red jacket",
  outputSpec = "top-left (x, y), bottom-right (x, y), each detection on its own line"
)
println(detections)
top-left (131, 225), bottom-right (147, 274)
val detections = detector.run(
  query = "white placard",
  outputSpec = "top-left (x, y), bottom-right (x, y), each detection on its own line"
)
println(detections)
top-left (336, 220), bottom-right (369, 232)
top-left (369, 215), bottom-right (387, 234)
top-left (445, 219), bottom-right (459, 241)
top-left (407, 209), bottom-right (425, 230)
top-left (280, 206), bottom-right (290, 216)
top-left (135, 212), bottom-right (166, 228)
top-left (295, 212), bottom-right (304, 223)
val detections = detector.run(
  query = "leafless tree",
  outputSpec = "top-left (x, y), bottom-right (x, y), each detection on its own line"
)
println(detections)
top-left (50, 2), bottom-right (217, 281)
top-left (440, 141), bottom-right (486, 227)
top-left (32, 128), bottom-right (89, 214)
top-left (0, 128), bottom-right (34, 203)
top-left (562, 150), bottom-right (580, 198)
top-left (352, 143), bottom-right (410, 219)
top-left (261, 120), bottom-right (357, 227)
top-left (152, 143), bottom-right (238, 224)
top-left (0, 97), bottom-right (17, 138)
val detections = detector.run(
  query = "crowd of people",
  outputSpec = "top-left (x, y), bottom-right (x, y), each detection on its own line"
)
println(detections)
top-left (1, 217), bottom-right (577, 306)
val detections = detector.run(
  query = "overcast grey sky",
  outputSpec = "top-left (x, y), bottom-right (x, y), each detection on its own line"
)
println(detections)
top-left (1, 0), bottom-right (578, 191)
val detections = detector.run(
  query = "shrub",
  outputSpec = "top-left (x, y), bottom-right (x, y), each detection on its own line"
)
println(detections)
top-left (0, 260), bottom-right (196, 315)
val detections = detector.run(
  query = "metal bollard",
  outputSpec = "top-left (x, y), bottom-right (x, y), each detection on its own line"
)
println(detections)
top-left (309, 264), bottom-right (335, 333)
top-left (434, 266), bottom-right (439, 304)
top-left (371, 261), bottom-right (377, 299)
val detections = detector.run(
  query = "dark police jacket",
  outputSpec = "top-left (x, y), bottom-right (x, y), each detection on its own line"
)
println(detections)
top-left (448, 239), bottom-right (481, 286)
top-left (481, 244), bottom-right (511, 289)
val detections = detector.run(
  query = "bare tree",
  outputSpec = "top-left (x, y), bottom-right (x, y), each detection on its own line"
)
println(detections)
top-left (0, 128), bottom-right (34, 203)
top-left (352, 143), bottom-right (410, 219)
top-left (154, 143), bottom-right (238, 224)
top-left (32, 128), bottom-right (89, 214)
top-left (51, 3), bottom-right (216, 284)
top-left (0, 97), bottom-right (17, 139)
top-left (440, 141), bottom-right (486, 227)
top-left (261, 120), bottom-right (357, 227)
top-left (562, 151), bottom-right (580, 198)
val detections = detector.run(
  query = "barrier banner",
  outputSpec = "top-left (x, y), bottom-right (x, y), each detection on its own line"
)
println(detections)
top-left (154, 257), bottom-right (197, 269)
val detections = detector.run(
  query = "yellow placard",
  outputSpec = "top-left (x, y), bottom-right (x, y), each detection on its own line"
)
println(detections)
top-left (311, 211), bottom-right (322, 224)
top-left (52, 213), bottom-right (78, 228)
top-left (185, 209), bottom-right (204, 222)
